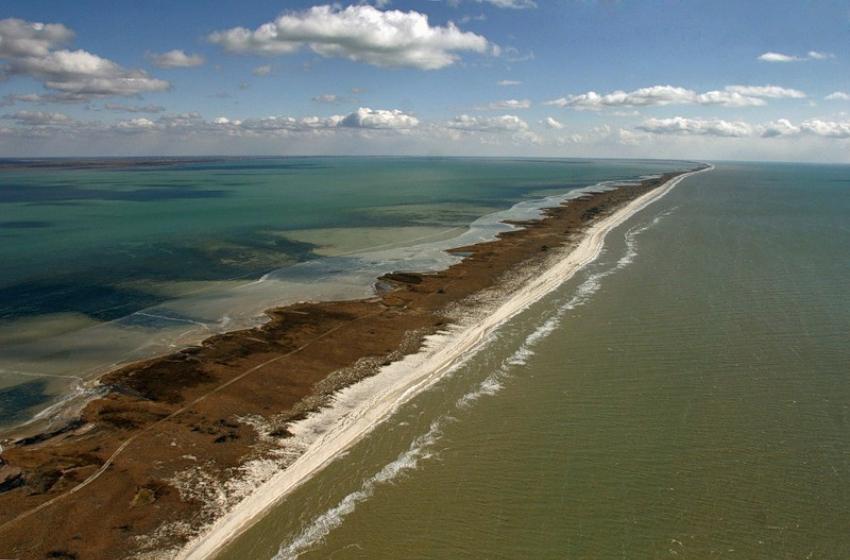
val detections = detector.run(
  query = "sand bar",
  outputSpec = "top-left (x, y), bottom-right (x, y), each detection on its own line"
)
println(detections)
top-left (0, 165), bottom-right (709, 559)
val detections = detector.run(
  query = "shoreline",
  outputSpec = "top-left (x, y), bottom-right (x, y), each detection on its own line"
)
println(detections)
top-left (177, 164), bottom-right (712, 560)
top-left (0, 176), bottom-right (610, 442)
top-left (0, 164), bottom-right (709, 559)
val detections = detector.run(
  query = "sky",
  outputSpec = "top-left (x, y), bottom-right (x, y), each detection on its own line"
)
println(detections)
top-left (0, 0), bottom-right (848, 162)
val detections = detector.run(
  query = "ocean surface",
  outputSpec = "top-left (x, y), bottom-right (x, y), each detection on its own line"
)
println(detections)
top-left (210, 161), bottom-right (850, 560)
top-left (0, 157), bottom-right (688, 429)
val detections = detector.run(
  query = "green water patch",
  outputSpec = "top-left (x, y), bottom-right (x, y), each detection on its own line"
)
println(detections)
top-left (0, 379), bottom-right (51, 426)
top-left (0, 230), bottom-right (318, 322)
top-left (0, 183), bottom-right (229, 204)
top-left (0, 221), bottom-right (53, 229)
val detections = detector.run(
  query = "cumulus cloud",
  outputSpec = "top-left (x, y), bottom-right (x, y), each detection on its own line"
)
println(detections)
top-left (542, 116), bottom-right (564, 129)
top-left (758, 51), bottom-right (835, 62)
top-left (636, 117), bottom-right (753, 137)
top-left (724, 85), bottom-right (806, 99)
top-left (615, 128), bottom-right (644, 146)
top-left (825, 91), bottom-right (850, 101)
top-left (497, 79), bottom-right (521, 86)
top-left (339, 107), bottom-right (419, 128)
top-left (758, 52), bottom-right (800, 63)
top-left (0, 18), bottom-right (73, 58)
top-left (481, 98), bottom-right (531, 110)
top-left (446, 114), bottom-right (529, 132)
top-left (441, 114), bottom-right (541, 146)
top-left (108, 107), bottom-right (419, 137)
top-left (759, 119), bottom-right (849, 138)
top-left (208, 5), bottom-right (494, 70)
top-left (2, 110), bottom-right (74, 126)
top-left (114, 117), bottom-right (157, 131)
top-left (476, 0), bottom-right (537, 8)
top-left (545, 84), bottom-right (810, 110)
top-left (0, 18), bottom-right (169, 98)
top-left (312, 94), bottom-right (342, 104)
top-left (502, 46), bottom-right (534, 63)
top-left (806, 51), bottom-right (834, 60)
top-left (148, 49), bottom-right (205, 68)
top-left (636, 116), bottom-right (850, 140)
top-left (760, 119), bottom-right (800, 138)
top-left (0, 107), bottom-right (541, 148)
top-left (311, 92), bottom-right (362, 105)
top-left (252, 64), bottom-right (272, 76)
top-left (0, 91), bottom-right (91, 105)
top-left (553, 124), bottom-right (615, 146)
top-left (545, 86), bottom-right (758, 110)
top-left (232, 115), bottom-right (344, 133)
top-left (106, 112), bottom-right (331, 136)
top-left (797, 119), bottom-right (850, 138)
top-left (103, 103), bottom-right (166, 113)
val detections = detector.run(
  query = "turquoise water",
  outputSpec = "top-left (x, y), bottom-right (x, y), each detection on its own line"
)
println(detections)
top-left (215, 162), bottom-right (850, 560)
top-left (0, 157), bottom-right (688, 428)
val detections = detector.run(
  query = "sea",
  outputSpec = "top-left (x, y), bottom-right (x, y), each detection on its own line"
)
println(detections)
top-left (213, 161), bottom-right (849, 560)
top-left (2, 158), bottom-right (849, 559)
top-left (0, 157), bottom-right (685, 429)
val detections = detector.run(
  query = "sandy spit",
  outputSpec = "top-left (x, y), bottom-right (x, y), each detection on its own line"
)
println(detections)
top-left (177, 165), bottom-right (713, 560)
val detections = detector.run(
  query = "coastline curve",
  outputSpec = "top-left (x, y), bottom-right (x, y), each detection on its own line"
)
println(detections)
top-left (177, 164), bottom-right (714, 560)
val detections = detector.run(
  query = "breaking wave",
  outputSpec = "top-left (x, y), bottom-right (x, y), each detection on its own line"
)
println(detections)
top-left (274, 207), bottom-right (677, 559)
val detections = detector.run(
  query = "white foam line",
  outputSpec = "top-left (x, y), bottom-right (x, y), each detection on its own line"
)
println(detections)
top-left (278, 197), bottom-right (686, 555)
top-left (133, 312), bottom-right (211, 330)
top-left (176, 165), bottom-right (712, 560)
top-left (273, 419), bottom-right (446, 560)
top-left (456, 203), bottom-right (679, 410)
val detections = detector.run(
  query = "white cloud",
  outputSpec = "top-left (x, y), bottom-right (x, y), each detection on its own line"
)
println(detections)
top-left (482, 98), bottom-right (531, 110)
top-left (512, 129), bottom-right (543, 145)
top-left (212, 109), bottom-right (420, 134)
top-left (0, 107), bottom-right (420, 139)
top-left (312, 94), bottom-right (341, 104)
top-left (758, 51), bottom-right (801, 63)
top-left (235, 115), bottom-right (343, 133)
top-left (542, 116), bottom-right (564, 129)
top-left (502, 46), bottom-right (534, 62)
top-left (616, 128), bottom-right (644, 146)
top-left (553, 124), bottom-right (614, 146)
top-left (724, 85), bottom-right (806, 99)
top-left (758, 119), bottom-right (850, 139)
top-left (806, 51), bottom-right (834, 60)
top-left (758, 51), bottom-right (835, 62)
top-left (798, 119), bottom-right (850, 138)
top-left (148, 49), bottom-right (205, 68)
top-left (0, 18), bottom-right (169, 98)
top-left (760, 119), bottom-right (800, 138)
top-left (115, 117), bottom-right (157, 130)
top-left (339, 107), bottom-right (419, 129)
top-left (636, 116), bottom-right (850, 140)
top-left (0, 18), bottom-right (74, 58)
top-left (446, 114), bottom-right (529, 132)
top-left (476, 0), bottom-right (537, 9)
top-left (545, 85), bottom-right (776, 110)
top-left (2, 110), bottom-right (74, 126)
top-left (4, 109), bottom-right (849, 160)
top-left (637, 117), bottom-right (754, 137)
top-left (252, 64), bottom-right (272, 77)
top-left (497, 79), bottom-right (521, 86)
top-left (825, 91), bottom-right (850, 101)
top-left (0, 91), bottom-right (91, 105)
top-left (209, 5), bottom-right (494, 70)
top-left (104, 103), bottom-right (166, 113)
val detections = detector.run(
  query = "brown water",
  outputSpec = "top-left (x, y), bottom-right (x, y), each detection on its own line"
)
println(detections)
top-left (217, 162), bottom-right (850, 560)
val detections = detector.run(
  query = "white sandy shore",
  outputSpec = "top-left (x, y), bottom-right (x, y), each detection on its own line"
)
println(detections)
top-left (176, 165), bottom-right (713, 560)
